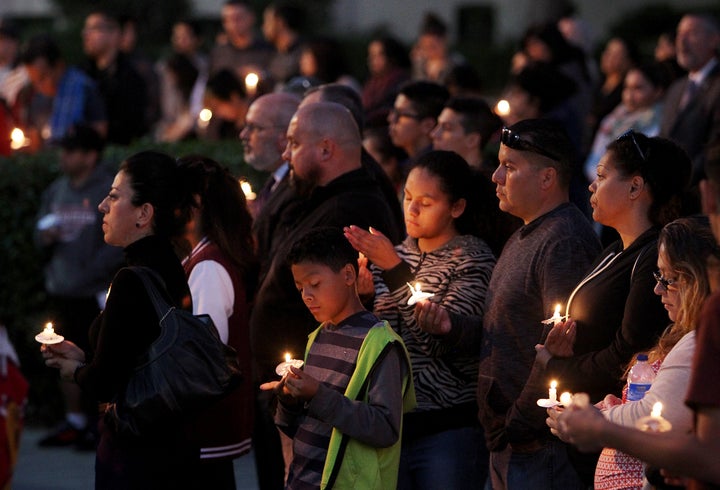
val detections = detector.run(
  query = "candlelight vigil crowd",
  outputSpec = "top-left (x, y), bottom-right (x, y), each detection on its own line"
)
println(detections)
top-left (2, 0), bottom-right (720, 489)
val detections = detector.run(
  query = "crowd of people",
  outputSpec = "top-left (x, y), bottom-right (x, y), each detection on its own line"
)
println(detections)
top-left (2, 1), bottom-right (720, 489)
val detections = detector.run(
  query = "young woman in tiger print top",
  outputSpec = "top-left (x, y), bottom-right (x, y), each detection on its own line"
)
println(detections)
top-left (345, 150), bottom-right (496, 489)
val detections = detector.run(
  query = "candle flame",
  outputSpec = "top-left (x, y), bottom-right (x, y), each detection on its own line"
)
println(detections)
top-left (198, 108), bottom-right (212, 122)
top-left (284, 353), bottom-right (291, 363)
top-left (651, 401), bottom-right (663, 418)
top-left (239, 180), bottom-right (256, 200)
top-left (550, 380), bottom-right (557, 389)
top-left (414, 282), bottom-right (422, 293)
top-left (10, 128), bottom-right (26, 150)
top-left (245, 72), bottom-right (259, 88)
top-left (495, 99), bottom-right (510, 117)
top-left (44, 322), bottom-right (54, 333)
top-left (560, 392), bottom-right (573, 406)
top-left (553, 304), bottom-right (561, 317)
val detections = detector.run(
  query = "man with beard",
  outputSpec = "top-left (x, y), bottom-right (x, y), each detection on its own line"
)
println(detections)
top-left (249, 102), bottom-right (401, 489)
top-left (240, 92), bottom-right (300, 279)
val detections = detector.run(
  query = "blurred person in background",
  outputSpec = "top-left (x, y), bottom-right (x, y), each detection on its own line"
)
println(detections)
top-left (362, 36), bottom-right (411, 117)
top-left (19, 34), bottom-right (107, 150)
top-left (209, 0), bottom-right (273, 83)
top-left (81, 9), bottom-right (148, 145)
top-left (263, 1), bottom-right (305, 89)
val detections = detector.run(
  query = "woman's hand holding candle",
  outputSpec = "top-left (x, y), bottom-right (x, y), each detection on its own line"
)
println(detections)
top-left (41, 340), bottom-right (86, 381)
top-left (543, 319), bottom-right (577, 358)
top-left (343, 225), bottom-right (401, 270)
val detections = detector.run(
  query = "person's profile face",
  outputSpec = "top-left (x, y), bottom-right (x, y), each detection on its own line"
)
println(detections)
top-left (430, 108), bottom-right (470, 155)
top-left (241, 100), bottom-right (284, 171)
top-left (493, 144), bottom-right (546, 223)
top-left (587, 152), bottom-right (633, 229)
top-left (291, 261), bottom-right (354, 325)
top-left (97, 170), bottom-right (143, 248)
top-left (283, 116), bottom-right (322, 189)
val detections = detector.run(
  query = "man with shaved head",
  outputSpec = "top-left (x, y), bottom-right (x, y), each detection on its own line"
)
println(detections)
top-left (249, 101), bottom-right (402, 489)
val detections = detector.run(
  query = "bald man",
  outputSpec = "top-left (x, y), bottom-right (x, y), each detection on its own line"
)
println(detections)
top-left (300, 83), bottom-right (405, 239)
top-left (249, 102), bottom-right (401, 489)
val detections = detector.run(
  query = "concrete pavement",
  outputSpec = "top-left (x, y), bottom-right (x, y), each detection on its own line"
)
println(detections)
top-left (13, 427), bottom-right (260, 489)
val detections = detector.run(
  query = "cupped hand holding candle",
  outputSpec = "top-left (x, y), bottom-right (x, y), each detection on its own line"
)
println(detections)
top-left (276, 352), bottom-right (304, 377)
top-left (407, 282), bottom-right (435, 305)
top-left (35, 322), bottom-right (64, 345)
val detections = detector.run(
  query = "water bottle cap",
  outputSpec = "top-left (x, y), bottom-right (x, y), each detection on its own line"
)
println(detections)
top-left (637, 354), bottom-right (648, 361)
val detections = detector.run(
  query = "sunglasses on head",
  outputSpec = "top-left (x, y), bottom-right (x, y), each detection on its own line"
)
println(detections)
top-left (501, 127), bottom-right (559, 161)
top-left (617, 129), bottom-right (647, 162)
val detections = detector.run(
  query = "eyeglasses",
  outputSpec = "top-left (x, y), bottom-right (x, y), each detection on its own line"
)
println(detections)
top-left (653, 270), bottom-right (677, 291)
top-left (617, 129), bottom-right (647, 162)
top-left (389, 108), bottom-right (423, 121)
top-left (243, 123), bottom-right (282, 133)
top-left (500, 127), bottom-right (559, 161)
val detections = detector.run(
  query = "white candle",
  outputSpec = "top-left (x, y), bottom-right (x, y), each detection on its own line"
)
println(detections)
top-left (495, 99), bottom-right (510, 117)
top-left (10, 128), bottom-right (29, 150)
top-left (275, 352), bottom-right (304, 377)
top-left (245, 72), bottom-right (259, 97)
top-left (636, 401), bottom-right (672, 432)
top-left (542, 304), bottom-right (566, 325)
top-left (35, 321), bottom-right (64, 344)
top-left (559, 392), bottom-right (573, 407)
top-left (240, 180), bottom-right (256, 200)
top-left (406, 282), bottom-right (434, 305)
top-left (651, 401), bottom-right (663, 418)
top-left (549, 380), bottom-right (558, 402)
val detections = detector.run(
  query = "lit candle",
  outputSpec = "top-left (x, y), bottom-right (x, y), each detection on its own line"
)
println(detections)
top-left (537, 379), bottom-right (562, 408)
top-left (275, 352), bottom-right (304, 377)
top-left (636, 401), bottom-right (672, 432)
top-left (197, 108), bottom-right (212, 129)
top-left (495, 99), bottom-right (510, 117)
top-left (245, 72), bottom-right (259, 97)
top-left (35, 322), bottom-right (64, 345)
top-left (542, 304), bottom-right (566, 325)
top-left (240, 180), bottom-right (256, 200)
top-left (10, 128), bottom-right (29, 150)
top-left (406, 282), bottom-right (435, 305)
top-left (651, 402), bottom-right (663, 418)
top-left (559, 392), bottom-right (573, 407)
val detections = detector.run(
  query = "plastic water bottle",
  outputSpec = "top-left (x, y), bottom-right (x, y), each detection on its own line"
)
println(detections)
top-left (626, 354), bottom-right (655, 401)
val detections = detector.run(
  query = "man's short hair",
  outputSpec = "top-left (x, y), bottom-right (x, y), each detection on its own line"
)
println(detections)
top-left (287, 226), bottom-right (359, 275)
top-left (445, 96), bottom-right (502, 150)
top-left (398, 80), bottom-right (449, 120)
top-left (304, 83), bottom-right (364, 130)
top-left (504, 118), bottom-right (576, 188)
